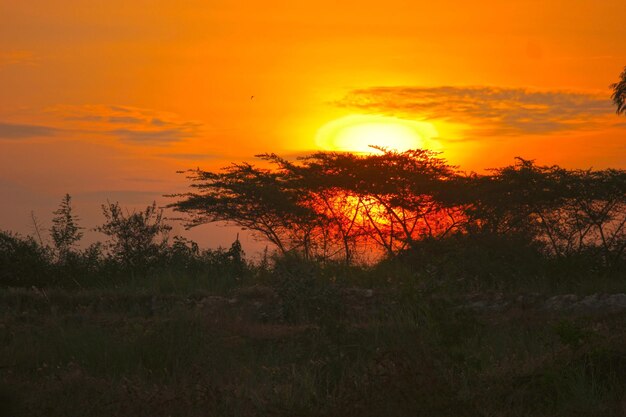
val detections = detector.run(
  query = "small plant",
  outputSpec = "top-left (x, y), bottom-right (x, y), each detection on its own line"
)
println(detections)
top-left (50, 194), bottom-right (84, 263)
top-left (553, 320), bottom-right (592, 349)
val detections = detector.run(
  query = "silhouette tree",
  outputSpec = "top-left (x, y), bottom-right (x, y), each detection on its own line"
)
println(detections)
top-left (170, 163), bottom-right (317, 256)
top-left (271, 148), bottom-right (463, 255)
top-left (171, 150), bottom-right (624, 267)
top-left (96, 201), bottom-right (171, 275)
top-left (568, 168), bottom-right (626, 268)
top-left (50, 194), bottom-right (83, 262)
top-left (171, 149), bottom-right (462, 261)
top-left (610, 66), bottom-right (626, 115)
top-left (455, 158), bottom-right (626, 267)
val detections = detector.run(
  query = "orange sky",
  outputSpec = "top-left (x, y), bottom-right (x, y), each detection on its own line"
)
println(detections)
top-left (1, 0), bottom-right (625, 249)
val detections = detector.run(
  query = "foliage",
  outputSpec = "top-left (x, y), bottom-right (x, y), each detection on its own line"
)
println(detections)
top-left (456, 158), bottom-right (626, 270)
top-left (169, 162), bottom-right (317, 256)
top-left (270, 254), bottom-right (344, 324)
top-left (393, 232), bottom-right (547, 291)
top-left (171, 151), bottom-right (625, 276)
top-left (610, 65), bottom-right (626, 115)
top-left (2, 283), bottom-right (625, 417)
top-left (50, 194), bottom-right (84, 262)
top-left (95, 201), bottom-right (172, 275)
top-left (1, 152), bottom-right (624, 290)
top-left (265, 148), bottom-right (463, 258)
top-left (0, 230), bottom-right (52, 287)
top-left (171, 148), bottom-right (463, 262)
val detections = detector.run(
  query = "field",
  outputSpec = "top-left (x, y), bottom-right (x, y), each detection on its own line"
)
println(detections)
top-left (1, 268), bottom-right (625, 417)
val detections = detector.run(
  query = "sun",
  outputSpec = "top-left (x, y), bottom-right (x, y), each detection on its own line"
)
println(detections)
top-left (315, 115), bottom-right (440, 153)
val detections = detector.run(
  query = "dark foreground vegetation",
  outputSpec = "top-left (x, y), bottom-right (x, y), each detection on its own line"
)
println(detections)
top-left (1, 149), bottom-right (625, 416)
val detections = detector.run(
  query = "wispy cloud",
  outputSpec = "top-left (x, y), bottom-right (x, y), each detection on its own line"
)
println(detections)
top-left (46, 104), bottom-right (202, 144)
top-left (0, 50), bottom-right (37, 68)
top-left (156, 152), bottom-right (221, 160)
top-left (337, 86), bottom-right (617, 135)
top-left (107, 116), bottom-right (145, 124)
top-left (110, 128), bottom-right (195, 143)
top-left (0, 122), bottom-right (59, 139)
top-left (1, 105), bottom-right (201, 144)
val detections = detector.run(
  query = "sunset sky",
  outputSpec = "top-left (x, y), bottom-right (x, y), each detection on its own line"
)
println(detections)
top-left (1, 0), bottom-right (625, 249)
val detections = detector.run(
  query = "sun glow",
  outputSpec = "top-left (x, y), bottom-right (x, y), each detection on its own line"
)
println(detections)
top-left (315, 115), bottom-right (440, 153)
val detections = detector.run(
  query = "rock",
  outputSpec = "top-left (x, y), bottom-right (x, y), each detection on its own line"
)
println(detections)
top-left (234, 285), bottom-right (278, 301)
top-left (543, 294), bottom-right (579, 311)
top-left (463, 299), bottom-right (510, 312)
top-left (605, 294), bottom-right (626, 312)
top-left (486, 301), bottom-right (510, 312)
top-left (466, 300), bottom-right (489, 310)
top-left (542, 293), bottom-right (626, 314)
top-left (574, 293), bottom-right (626, 313)
top-left (342, 288), bottom-right (375, 298)
top-left (514, 293), bottom-right (541, 309)
top-left (197, 296), bottom-right (230, 313)
top-left (576, 294), bottom-right (603, 311)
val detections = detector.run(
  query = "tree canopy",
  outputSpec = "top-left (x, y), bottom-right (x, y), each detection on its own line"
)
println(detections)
top-left (170, 149), bottom-right (625, 268)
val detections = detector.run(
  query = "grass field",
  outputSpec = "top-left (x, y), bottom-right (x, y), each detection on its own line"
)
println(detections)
top-left (1, 277), bottom-right (624, 417)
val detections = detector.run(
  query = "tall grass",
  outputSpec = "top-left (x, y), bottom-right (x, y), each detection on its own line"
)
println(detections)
top-left (1, 279), bottom-right (624, 416)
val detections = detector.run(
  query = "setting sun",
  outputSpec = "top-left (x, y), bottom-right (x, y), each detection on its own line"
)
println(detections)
top-left (315, 115), bottom-right (440, 153)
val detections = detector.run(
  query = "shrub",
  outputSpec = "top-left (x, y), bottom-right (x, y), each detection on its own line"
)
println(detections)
top-left (95, 201), bottom-right (171, 277)
top-left (0, 230), bottom-right (52, 287)
top-left (271, 254), bottom-right (344, 324)
top-left (394, 232), bottom-right (546, 291)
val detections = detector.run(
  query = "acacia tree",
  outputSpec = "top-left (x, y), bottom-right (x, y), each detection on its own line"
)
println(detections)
top-left (569, 168), bottom-right (626, 267)
top-left (169, 162), bottom-right (318, 257)
top-left (611, 65), bottom-right (626, 115)
top-left (171, 149), bottom-right (463, 262)
top-left (253, 152), bottom-right (366, 262)
top-left (50, 194), bottom-right (84, 262)
top-left (458, 158), bottom-right (568, 237)
top-left (280, 148), bottom-right (463, 255)
top-left (456, 158), bottom-right (626, 268)
top-left (170, 149), bottom-right (624, 268)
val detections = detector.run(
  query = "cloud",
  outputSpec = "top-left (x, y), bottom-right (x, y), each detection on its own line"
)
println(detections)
top-left (3, 104), bottom-right (201, 144)
top-left (336, 86), bottom-right (616, 135)
top-left (108, 105), bottom-right (135, 113)
top-left (0, 50), bottom-right (36, 68)
top-left (107, 116), bottom-right (145, 124)
top-left (109, 128), bottom-right (195, 144)
top-left (0, 122), bottom-right (59, 139)
top-left (156, 153), bottom-right (221, 160)
top-left (50, 104), bottom-right (202, 144)
top-left (64, 115), bottom-right (105, 122)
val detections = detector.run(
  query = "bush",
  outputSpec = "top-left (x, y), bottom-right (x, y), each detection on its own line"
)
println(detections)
top-left (95, 201), bottom-right (171, 277)
top-left (0, 230), bottom-right (52, 287)
top-left (393, 232), bottom-right (547, 291)
top-left (271, 254), bottom-right (344, 324)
